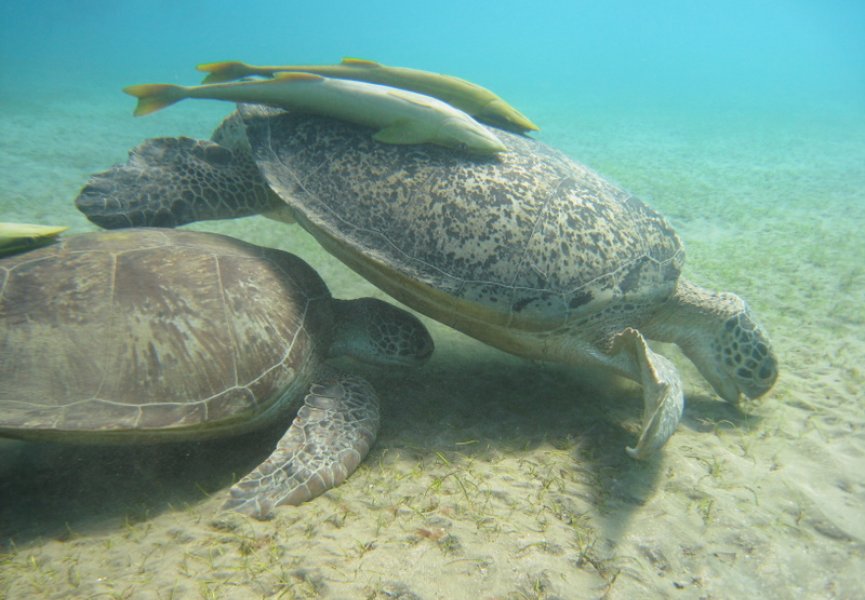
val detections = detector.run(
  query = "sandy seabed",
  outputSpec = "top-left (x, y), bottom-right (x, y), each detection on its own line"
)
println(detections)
top-left (1, 84), bottom-right (863, 599)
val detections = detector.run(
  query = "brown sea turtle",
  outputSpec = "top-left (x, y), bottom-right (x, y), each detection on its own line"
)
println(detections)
top-left (0, 227), bottom-right (433, 519)
top-left (76, 105), bottom-right (778, 457)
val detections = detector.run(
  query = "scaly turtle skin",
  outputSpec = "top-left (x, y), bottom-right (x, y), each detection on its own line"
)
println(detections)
top-left (0, 228), bottom-right (433, 518)
top-left (76, 106), bottom-right (778, 457)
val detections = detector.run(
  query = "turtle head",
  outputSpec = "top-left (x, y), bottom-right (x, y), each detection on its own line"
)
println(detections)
top-left (652, 281), bottom-right (778, 403)
top-left (704, 303), bottom-right (778, 402)
top-left (329, 298), bottom-right (434, 367)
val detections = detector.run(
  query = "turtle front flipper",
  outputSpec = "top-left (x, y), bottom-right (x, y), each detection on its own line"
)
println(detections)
top-left (223, 375), bottom-right (380, 520)
top-left (610, 328), bottom-right (684, 460)
top-left (75, 136), bottom-right (282, 229)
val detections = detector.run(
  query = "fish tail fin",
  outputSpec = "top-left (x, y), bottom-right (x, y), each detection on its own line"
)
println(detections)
top-left (196, 61), bottom-right (253, 83)
top-left (123, 84), bottom-right (187, 116)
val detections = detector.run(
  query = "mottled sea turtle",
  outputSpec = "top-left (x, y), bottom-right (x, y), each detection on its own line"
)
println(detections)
top-left (0, 228), bottom-right (433, 519)
top-left (76, 105), bottom-right (778, 457)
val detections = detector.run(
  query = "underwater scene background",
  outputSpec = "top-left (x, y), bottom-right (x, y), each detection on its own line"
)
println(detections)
top-left (1, 0), bottom-right (864, 598)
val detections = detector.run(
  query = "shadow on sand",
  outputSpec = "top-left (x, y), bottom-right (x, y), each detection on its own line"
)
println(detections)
top-left (1, 345), bottom-right (757, 548)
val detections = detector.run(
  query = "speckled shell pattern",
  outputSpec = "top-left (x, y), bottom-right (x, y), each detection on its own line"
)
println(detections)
top-left (0, 228), bottom-right (332, 439)
top-left (241, 106), bottom-right (684, 333)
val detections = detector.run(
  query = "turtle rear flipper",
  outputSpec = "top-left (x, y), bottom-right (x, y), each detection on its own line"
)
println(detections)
top-left (75, 137), bottom-right (281, 229)
top-left (223, 374), bottom-right (380, 520)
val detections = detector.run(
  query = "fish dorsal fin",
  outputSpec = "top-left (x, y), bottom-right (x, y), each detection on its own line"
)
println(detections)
top-left (341, 57), bottom-right (382, 68)
top-left (274, 72), bottom-right (325, 82)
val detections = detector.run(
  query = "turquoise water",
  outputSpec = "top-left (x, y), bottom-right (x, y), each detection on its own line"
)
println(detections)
top-left (2, 2), bottom-right (865, 598)
top-left (3, 0), bottom-right (864, 109)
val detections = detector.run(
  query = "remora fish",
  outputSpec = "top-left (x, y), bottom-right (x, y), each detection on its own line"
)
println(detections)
top-left (0, 223), bottom-right (68, 256)
top-left (197, 57), bottom-right (539, 133)
top-left (123, 73), bottom-right (507, 155)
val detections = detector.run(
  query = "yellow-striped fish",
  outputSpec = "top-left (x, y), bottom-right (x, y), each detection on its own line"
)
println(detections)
top-left (124, 73), bottom-right (506, 155)
top-left (197, 57), bottom-right (539, 133)
top-left (0, 223), bottom-right (68, 256)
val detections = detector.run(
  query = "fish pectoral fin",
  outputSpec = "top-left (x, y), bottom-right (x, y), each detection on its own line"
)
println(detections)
top-left (340, 57), bottom-right (382, 68)
top-left (372, 121), bottom-right (431, 145)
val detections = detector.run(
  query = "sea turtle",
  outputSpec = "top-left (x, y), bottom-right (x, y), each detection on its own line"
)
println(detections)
top-left (76, 105), bottom-right (778, 457)
top-left (0, 227), bottom-right (433, 519)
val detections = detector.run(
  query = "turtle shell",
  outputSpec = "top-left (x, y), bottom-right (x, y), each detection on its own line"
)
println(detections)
top-left (0, 228), bottom-right (331, 440)
top-left (241, 106), bottom-right (684, 333)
